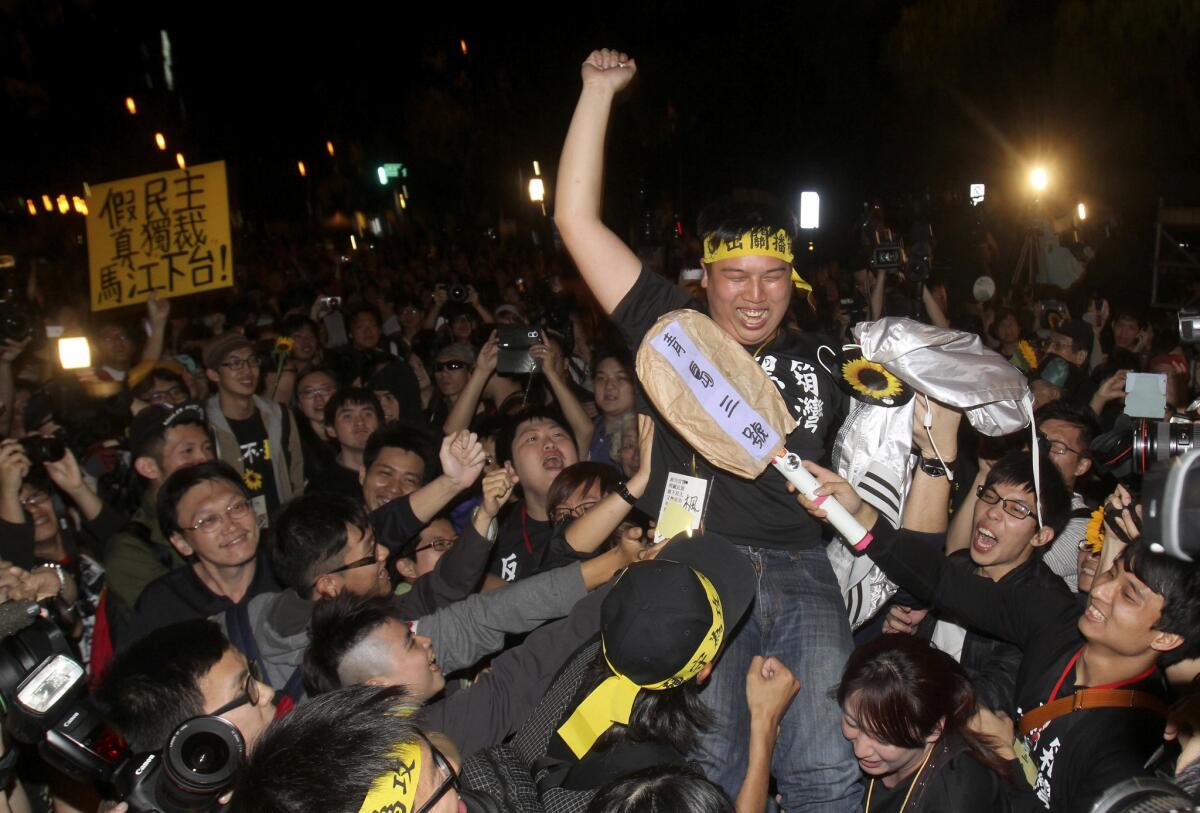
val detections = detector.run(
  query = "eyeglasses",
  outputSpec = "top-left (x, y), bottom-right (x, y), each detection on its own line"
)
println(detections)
top-left (20, 491), bottom-right (50, 508)
top-left (552, 501), bottom-right (599, 524)
top-left (976, 485), bottom-right (1036, 522)
top-left (186, 498), bottom-right (253, 534)
top-left (298, 386), bottom-right (335, 401)
top-left (414, 734), bottom-right (459, 813)
top-left (144, 385), bottom-right (186, 403)
top-left (414, 537), bottom-right (457, 555)
top-left (209, 660), bottom-right (263, 717)
top-left (1038, 433), bottom-right (1082, 458)
top-left (221, 355), bottom-right (262, 371)
top-left (434, 361), bottom-right (468, 373)
top-left (310, 539), bottom-right (379, 589)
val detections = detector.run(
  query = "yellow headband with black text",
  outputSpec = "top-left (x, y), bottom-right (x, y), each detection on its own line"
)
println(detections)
top-left (358, 741), bottom-right (421, 813)
top-left (555, 568), bottom-right (725, 760)
top-left (702, 227), bottom-right (811, 294)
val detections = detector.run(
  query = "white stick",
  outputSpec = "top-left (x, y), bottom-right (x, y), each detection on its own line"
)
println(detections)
top-left (772, 453), bottom-right (871, 549)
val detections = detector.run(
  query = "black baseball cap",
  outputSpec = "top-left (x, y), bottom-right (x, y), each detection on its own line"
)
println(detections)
top-left (600, 531), bottom-right (755, 685)
top-left (127, 402), bottom-right (207, 460)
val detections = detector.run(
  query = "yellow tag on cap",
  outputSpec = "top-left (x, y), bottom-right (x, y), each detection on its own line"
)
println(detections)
top-left (554, 567), bottom-right (725, 759)
top-left (357, 741), bottom-right (421, 813)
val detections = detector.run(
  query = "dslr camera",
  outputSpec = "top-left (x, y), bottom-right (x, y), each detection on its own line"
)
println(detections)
top-left (1, 601), bottom-right (243, 812)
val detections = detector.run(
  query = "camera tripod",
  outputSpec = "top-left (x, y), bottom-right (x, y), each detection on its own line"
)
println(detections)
top-left (1010, 226), bottom-right (1044, 297)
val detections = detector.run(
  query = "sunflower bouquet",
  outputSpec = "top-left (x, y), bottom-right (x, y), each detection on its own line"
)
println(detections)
top-left (1010, 340), bottom-right (1039, 374)
top-left (269, 335), bottom-right (295, 399)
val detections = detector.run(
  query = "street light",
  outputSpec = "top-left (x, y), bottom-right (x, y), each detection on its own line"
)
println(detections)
top-left (1077, 202), bottom-right (1087, 221)
top-left (155, 132), bottom-right (167, 150)
top-left (799, 191), bottom-right (819, 230)
top-left (125, 97), bottom-right (137, 115)
top-left (528, 177), bottom-right (545, 203)
top-left (1029, 167), bottom-right (1048, 192)
top-left (26, 199), bottom-right (36, 216)
top-left (298, 161), bottom-right (307, 178)
top-left (41, 195), bottom-right (52, 212)
top-left (377, 166), bottom-right (388, 185)
top-left (326, 140), bottom-right (335, 157)
top-left (176, 153), bottom-right (186, 170)
top-left (56, 195), bottom-right (69, 214)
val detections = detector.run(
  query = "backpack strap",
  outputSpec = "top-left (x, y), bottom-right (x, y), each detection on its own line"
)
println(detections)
top-left (224, 602), bottom-right (267, 678)
top-left (1018, 689), bottom-right (1168, 735)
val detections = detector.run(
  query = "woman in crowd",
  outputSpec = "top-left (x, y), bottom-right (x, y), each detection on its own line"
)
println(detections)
top-left (838, 634), bottom-right (1039, 812)
top-left (587, 349), bottom-right (635, 471)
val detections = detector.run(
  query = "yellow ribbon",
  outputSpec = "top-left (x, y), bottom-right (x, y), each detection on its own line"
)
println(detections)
top-left (555, 568), bottom-right (725, 759)
top-left (702, 227), bottom-right (794, 266)
top-left (357, 741), bottom-right (421, 813)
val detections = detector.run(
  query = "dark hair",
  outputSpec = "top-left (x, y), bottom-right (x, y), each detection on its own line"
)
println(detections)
top-left (696, 197), bottom-right (797, 258)
top-left (345, 302), bottom-right (383, 328)
top-left (837, 634), bottom-right (1011, 781)
top-left (496, 404), bottom-right (575, 466)
top-left (270, 492), bottom-right (369, 596)
top-left (303, 593), bottom-right (406, 696)
top-left (280, 313), bottom-right (318, 337)
top-left (982, 450), bottom-right (1072, 535)
top-left (1121, 543), bottom-right (1200, 666)
top-left (592, 347), bottom-right (635, 376)
top-left (586, 764), bottom-right (733, 813)
top-left (323, 387), bottom-right (383, 427)
top-left (134, 408), bottom-right (210, 466)
top-left (579, 649), bottom-right (712, 757)
top-left (547, 462), bottom-right (622, 515)
top-left (96, 620), bottom-right (228, 753)
top-left (156, 460), bottom-right (248, 538)
top-left (1035, 399), bottom-right (1099, 450)
top-left (233, 685), bottom-right (422, 813)
top-left (362, 420), bottom-right (435, 475)
top-left (131, 367), bottom-right (188, 402)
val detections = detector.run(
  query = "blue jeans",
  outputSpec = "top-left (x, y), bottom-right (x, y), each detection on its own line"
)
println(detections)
top-left (691, 546), bottom-right (861, 812)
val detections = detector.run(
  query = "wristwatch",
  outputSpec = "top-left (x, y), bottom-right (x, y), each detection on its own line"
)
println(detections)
top-left (615, 482), bottom-right (639, 507)
top-left (914, 451), bottom-right (956, 479)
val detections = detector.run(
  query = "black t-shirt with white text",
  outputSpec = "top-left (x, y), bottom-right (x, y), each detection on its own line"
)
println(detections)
top-left (610, 267), bottom-right (847, 551)
top-left (227, 412), bottom-right (280, 525)
top-left (489, 503), bottom-right (553, 583)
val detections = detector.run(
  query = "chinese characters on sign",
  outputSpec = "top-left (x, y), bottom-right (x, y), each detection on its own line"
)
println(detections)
top-left (85, 161), bottom-right (233, 311)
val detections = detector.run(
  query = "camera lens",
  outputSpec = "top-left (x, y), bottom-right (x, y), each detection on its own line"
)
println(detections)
top-left (449, 285), bottom-right (468, 303)
top-left (162, 716), bottom-right (244, 804)
top-left (180, 732), bottom-right (229, 775)
top-left (1132, 420), bottom-right (1199, 474)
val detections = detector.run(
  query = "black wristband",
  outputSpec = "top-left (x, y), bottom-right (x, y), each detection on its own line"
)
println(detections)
top-left (615, 482), bottom-right (638, 507)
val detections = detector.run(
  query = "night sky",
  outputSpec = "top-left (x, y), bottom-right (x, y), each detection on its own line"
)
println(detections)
top-left (4, 0), bottom-right (1200, 296)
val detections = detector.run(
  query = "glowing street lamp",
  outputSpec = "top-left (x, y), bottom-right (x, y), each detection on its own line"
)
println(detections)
top-left (155, 132), bottom-right (167, 150)
top-left (176, 153), bottom-right (186, 170)
top-left (326, 140), bottom-right (335, 157)
top-left (125, 97), bottom-right (137, 115)
top-left (26, 199), bottom-right (36, 216)
top-left (528, 177), bottom-right (545, 203)
top-left (42, 195), bottom-right (53, 212)
top-left (799, 191), bottom-right (820, 230)
top-left (298, 161), bottom-right (307, 178)
top-left (1029, 167), bottom-right (1048, 193)
top-left (56, 195), bottom-right (69, 214)
top-left (1076, 202), bottom-right (1087, 221)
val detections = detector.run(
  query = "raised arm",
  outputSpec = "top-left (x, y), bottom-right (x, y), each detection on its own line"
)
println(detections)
top-left (530, 334), bottom-right (594, 458)
top-left (554, 49), bottom-right (643, 314)
top-left (443, 333), bottom-right (498, 435)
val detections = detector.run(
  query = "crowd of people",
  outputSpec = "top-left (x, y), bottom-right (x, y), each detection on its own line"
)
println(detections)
top-left (0, 48), bottom-right (1198, 813)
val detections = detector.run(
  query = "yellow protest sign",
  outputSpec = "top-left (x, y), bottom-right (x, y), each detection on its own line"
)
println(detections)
top-left (85, 161), bottom-right (233, 311)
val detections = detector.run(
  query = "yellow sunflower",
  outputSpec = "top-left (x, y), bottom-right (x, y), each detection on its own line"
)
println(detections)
top-left (1085, 507), bottom-right (1105, 554)
top-left (1017, 340), bottom-right (1038, 371)
top-left (243, 469), bottom-right (264, 491)
top-left (274, 335), bottom-right (295, 354)
top-left (842, 358), bottom-right (904, 399)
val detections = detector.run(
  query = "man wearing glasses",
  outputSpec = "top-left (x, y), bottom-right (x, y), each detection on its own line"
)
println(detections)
top-left (880, 450), bottom-right (1074, 713)
top-left (98, 618), bottom-right (277, 813)
top-left (203, 332), bottom-right (305, 528)
top-left (125, 461), bottom-right (281, 645)
top-left (395, 518), bottom-right (458, 588)
top-left (944, 400), bottom-right (1098, 592)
